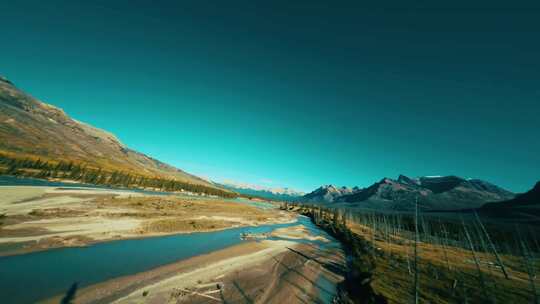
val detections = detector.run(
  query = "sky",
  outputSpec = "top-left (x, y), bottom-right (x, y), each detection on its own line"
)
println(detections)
top-left (1, 1), bottom-right (539, 192)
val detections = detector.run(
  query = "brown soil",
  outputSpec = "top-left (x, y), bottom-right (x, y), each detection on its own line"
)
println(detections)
top-left (40, 240), bottom-right (345, 304)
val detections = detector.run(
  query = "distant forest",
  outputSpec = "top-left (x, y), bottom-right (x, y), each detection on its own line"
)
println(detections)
top-left (0, 154), bottom-right (236, 198)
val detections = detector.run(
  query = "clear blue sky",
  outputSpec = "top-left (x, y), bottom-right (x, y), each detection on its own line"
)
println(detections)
top-left (2, 1), bottom-right (539, 192)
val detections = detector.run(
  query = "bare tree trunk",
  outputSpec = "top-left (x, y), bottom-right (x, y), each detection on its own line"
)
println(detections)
top-left (463, 219), bottom-right (490, 302)
top-left (414, 196), bottom-right (419, 304)
top-left (383, 214), bottom-right (391, 256)
top-left (517, 227), bottom-right (539, 304)
top-left (406, 244), bottom-right (413, 276)
top-left (440, 220), bottom-right (452, 271)
top-left (474, 220), bottom-right (498, 303)
top-left (371, 213), bottom-right (376, 247)
top-left (474, 212), bottom-right (509, 279)
top-left (529, 225), bottom-right (540, 256)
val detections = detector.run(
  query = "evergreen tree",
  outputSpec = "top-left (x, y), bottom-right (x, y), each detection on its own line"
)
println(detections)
top-left (34, 158), bottom-right (44, 169)
top-left (6, 164), bottom-right (18, 175)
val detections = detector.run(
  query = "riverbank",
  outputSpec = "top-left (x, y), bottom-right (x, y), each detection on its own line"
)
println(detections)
top-left (40, 223), bottom-right (345, 304)
top-left (0, 186), bottom-right (294, 256)
top-left (1, 185), bottom-right (346, 304)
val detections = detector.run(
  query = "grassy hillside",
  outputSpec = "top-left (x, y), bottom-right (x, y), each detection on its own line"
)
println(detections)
top-left (0, 76), bottom-right (233, 196)
top-left (0, 153), bottom-right (236, 197)
top-left (286, 203), bottom-right (540, 303)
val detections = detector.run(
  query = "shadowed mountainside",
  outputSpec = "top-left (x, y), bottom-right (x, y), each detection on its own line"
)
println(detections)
top-left (302, 175), bottom-right (514, 211)
top-left (302, 185), bottom-right (358, 203)
top-left (479, 181), bottom-right (540, 221)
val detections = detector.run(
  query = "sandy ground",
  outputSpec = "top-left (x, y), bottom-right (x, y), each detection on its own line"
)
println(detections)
top-left (0, 186), bottom-right (49, 204)
top-left (0, 186), bottom-right (295, 256)
top-left (2, 187), bottom-right (345, 304)
top-left (112, 239), bottom-right (298, 304)
top-left (271, 225), bottom-right (330, 242)
top-left (41, 226), bottom-right (345, 304)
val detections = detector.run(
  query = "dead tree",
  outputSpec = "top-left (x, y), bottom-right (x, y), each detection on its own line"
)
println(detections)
top-left (474, 212), bottom-right (509, 279)
top-left (517, 226), bottom-right (539, 304)
top-left (413, 196), bottom-right (419, 304)
top-left (440, 220), bottom-right (452, 271)
top-left (463, 219), bottom-right (490, 302)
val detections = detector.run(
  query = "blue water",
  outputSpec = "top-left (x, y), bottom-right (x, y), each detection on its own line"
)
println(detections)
top-left (0, 220), bottom-right (306, 304)
top-left (0, 175), bottom-right (102, 188)
top-left (231, 197), bottom-right (277, 209)
top-left (316, 274), bottom-right (338, 303)
top-left (0, 177), bottom-right (339, 303)
top-left (0, 175), bottom-right (181, 197)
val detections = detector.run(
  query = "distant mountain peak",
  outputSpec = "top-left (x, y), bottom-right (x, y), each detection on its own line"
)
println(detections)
top-left (303, 184), bottom-right (355, 203)
top-left (302, 174), bottom-right (515, 210)
top-left (397, 174), bottom-right (420, 186)
top-left (380, 177), bottom-right (393, 183)
top-left (218, 180), bottom-right (304, 200)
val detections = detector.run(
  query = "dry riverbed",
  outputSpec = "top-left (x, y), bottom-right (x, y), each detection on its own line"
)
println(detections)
top-left (40, 224), bottom-right (344, 304)
top-left (0, 186), bottom-right (294, 256)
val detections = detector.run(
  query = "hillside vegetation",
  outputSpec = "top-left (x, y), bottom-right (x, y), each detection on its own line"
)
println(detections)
top-left (0, 153), bottom-right (235, 197)
top-left (285, 202), bottom-right (540, 303)
top-left (0, 76), bottom-right (228, 194)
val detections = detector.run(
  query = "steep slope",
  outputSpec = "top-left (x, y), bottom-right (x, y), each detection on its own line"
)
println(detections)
top-left (482, 182), bottom-right (540, 208)
top-left (338, 178), bottom-right (421, 206)
top-left (418, 176), bottom-right (465, 194)
top-left (0, 76), bottom-right (223, 190)
top-left (303, 175), bottom-right (514, 211)
top-left (302, 185), bottom-right (357, 203)
top-left (478, 182), bottom-right (540, 221)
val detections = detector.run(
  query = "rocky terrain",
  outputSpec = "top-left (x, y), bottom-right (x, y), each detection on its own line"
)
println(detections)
top-left (302, 185), bottom-right (358, 203)
top-left (301, 175), bottom-right (514, 211)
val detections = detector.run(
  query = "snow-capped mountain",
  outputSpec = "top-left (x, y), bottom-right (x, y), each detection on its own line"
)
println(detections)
top-left (302, 175), bottom-right (514, 211)
top-left (217, 180), bottom-right (304, 200)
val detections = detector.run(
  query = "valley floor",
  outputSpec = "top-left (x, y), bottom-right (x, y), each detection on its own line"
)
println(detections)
top-left (40, 226), bottom-right (344, 304)
top-left (0, 186), bottom-right (345, 304)
top-left (0, 186), bottom-right (294, 256)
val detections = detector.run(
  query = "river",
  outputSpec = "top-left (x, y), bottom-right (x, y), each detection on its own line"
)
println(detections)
top-left (0, 176), bottom-right (339, 303)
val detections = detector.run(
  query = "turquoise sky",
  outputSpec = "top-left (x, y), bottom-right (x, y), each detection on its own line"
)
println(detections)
top-left (2, 1), bottom-right (539, 192)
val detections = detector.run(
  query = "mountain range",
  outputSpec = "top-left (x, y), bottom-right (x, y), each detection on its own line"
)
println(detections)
top-left (1, 75), bottom-right (531, 206)
top-left (302, 185), bottom-right (358, 203)
top-left (0, 75), bottom-right (226, 192)
top-left (301, 175), bottom-right (515, 211)
top-left (479, 181), bottom-right (540, 220)
top-left (217, 181), bottom-right (304, 201)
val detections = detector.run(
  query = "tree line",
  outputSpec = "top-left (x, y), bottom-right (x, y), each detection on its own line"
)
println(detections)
top-left (0, 154), bottom-right (237, 198)
top-left (281, 202), bottom-right (386, 303)
top-left (282, 202), bottom-right (540, 304)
